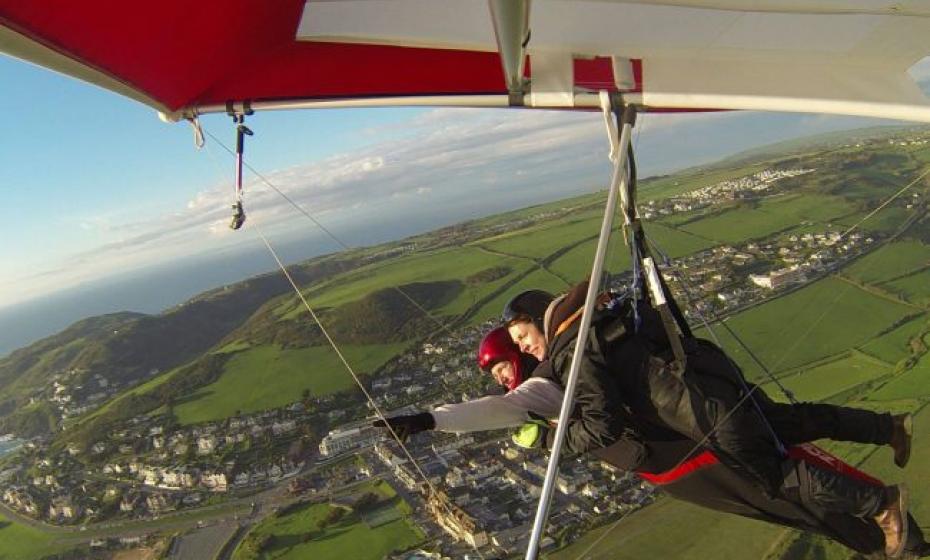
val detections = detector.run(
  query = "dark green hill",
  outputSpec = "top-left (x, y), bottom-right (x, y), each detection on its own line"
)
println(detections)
top-left (0, 312), bottom-right (144, 407)
top-left (53, 279), bottom-right (464, 449)
top-left (326, 280), bottom-right (463, 344)
top-left (221, 279), bottom-right (464, 349)
top-left (0, 253), bottom-right (368, 435)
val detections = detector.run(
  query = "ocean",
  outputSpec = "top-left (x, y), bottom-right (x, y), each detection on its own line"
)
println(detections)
top-left (0, 178), bottom-right (601, 358)
top-left (0, 438), bottom-right (23, 458)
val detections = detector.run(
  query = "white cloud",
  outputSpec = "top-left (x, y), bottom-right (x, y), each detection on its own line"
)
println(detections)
top-left (4, 105), bottom-right (891, 306)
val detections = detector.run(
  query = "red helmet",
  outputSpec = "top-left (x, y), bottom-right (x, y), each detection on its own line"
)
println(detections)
top-left (477, 327), bottom-right (524, 391)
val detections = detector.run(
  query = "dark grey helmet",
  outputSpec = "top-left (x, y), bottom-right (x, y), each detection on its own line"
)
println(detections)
top-left (502, 290), bottom-right (554, 331)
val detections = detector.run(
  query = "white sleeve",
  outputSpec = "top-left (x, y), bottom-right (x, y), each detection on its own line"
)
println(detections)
top-left (431, 377), bottom-right (565, 434)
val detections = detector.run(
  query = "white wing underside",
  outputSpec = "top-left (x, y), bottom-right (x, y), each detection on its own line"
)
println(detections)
top-left (299, 0), bottom-right (930, 122)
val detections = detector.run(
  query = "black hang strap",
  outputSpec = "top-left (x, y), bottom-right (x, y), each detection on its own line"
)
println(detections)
top-left (622, 144), bottom-right (690, 375)
top-left (630, 220), bottom-right (688, 376)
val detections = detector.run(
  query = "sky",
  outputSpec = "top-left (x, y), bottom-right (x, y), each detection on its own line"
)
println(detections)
top-left (3, 54), bottom-right (930, 314)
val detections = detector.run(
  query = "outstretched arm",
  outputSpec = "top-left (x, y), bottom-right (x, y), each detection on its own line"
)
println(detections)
top-left (431, 377), bottom-right (564, 433)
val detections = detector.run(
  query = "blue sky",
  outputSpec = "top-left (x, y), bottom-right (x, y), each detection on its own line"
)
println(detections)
top-left (3, 54), bottom-right (930, 311)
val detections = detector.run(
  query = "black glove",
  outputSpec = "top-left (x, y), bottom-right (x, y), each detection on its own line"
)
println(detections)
top-left (372, 412), bottom-right (435, 442)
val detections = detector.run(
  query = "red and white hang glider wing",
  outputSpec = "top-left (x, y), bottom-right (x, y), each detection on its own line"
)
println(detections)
top-left (2, 1), bottom-right (930, 122)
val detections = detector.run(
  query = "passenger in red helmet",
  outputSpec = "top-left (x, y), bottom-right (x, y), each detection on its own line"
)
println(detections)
top-left (372, 327), bottom-right (560, 438)
top-left (477, 326), bottom-right (537, 391)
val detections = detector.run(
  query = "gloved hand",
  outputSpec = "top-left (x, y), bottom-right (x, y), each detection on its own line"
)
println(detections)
top-left (372, 412), bottom-right (435, 442)
top-left (512, 412), bottom-right (552, 450)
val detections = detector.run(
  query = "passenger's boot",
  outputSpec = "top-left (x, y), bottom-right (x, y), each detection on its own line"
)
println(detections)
top-left (874, 484), bottom-right (909, 558)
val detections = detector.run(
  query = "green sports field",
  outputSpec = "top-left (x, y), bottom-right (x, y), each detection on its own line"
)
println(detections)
top-left (0, 513), bottom-right (69, 560)
top-left (232, 480), bottom-right (422, 560)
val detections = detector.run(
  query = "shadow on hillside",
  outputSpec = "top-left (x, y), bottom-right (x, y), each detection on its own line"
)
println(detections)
top-left (173, 390), bottom-right (213, 406)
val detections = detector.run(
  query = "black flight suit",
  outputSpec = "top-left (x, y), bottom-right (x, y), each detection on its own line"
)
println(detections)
top-left (537, 283), bottom-right (894, 520)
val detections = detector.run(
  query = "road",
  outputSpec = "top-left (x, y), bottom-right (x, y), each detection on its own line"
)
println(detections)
top-left (168, 519), bottom-right (239, 560)
top-left (1, 480), bottom-right (292, 552)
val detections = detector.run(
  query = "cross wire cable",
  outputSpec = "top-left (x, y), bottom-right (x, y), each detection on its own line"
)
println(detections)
top-left (837, 166), bottom-right (930, 242)
top-left (251, 217), bottom-right (488, 559)
top-left (199, 137), bottom-right (487, 560)
top-left (650, 161), bottom-right (930, 394)
top-left (572, 163), bottom-right (930, 560)
top-left (648, 238), bottom-right (797, 403)
top-left (201, 126), bottom-right (458, 340)
top-left (199, 138), bottom-right (447, 493)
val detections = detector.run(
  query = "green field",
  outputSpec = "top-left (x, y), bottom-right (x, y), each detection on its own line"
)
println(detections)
top-left (478, 214), bottom-right (603, 259)
top-left (676, 193), bottom-right (857, 244)
top-left (547, 222), bottom-right (716, 282)
top-left (700, 277), bottom-right (915, 377)
top-left (547, 496), bottom-right (787, 560)
top-left (835, 206), bottom-right (913, 235)
top-left (0, 514), bottom-right (69, 560)
top-left (233, 480), bottom-right (422, 560)
top-left (868, 337), bottom-right (930, 401)
top-left (859, 314), bottom-right (928, 364)
top-left (843, 240), bottom-right (930, 285)
top-left (173, 343), bottom-right (405, 425)
top-left (468, 267), bottom-right (571, 325)
top-left (883, 268), bottom-right (930, 306)
top-left (546, 236), bottom-right (626, 282)
top-left (281, 246), bottom-right (530, 319)
top-left (762, 353), bottom-right (890, 404)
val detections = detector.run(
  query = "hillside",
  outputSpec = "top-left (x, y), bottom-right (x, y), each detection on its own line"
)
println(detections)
top-left (0, 252), bottom-right (370, 436)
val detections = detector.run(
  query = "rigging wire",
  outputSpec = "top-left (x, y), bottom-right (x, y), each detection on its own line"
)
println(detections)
top-left (571, 158), bottom-right (930, 559)
top-left (649, 238), bottom-right (797, 403)
top-left (838, 167), bottom-right (930, 242)
top-left (198, 133), bottom-right (488, 559)
top-left (201, 127), bottom-right (458, 340)
top-left (253, 220), bottom-right (487, 560)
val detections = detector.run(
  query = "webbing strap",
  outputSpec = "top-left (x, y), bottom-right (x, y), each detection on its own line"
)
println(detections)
top-left (643, 256), bottom-right (688, 376)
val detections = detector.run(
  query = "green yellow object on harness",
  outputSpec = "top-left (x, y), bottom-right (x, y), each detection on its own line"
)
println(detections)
top-left (512, 413), bottom-right (551, 449)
